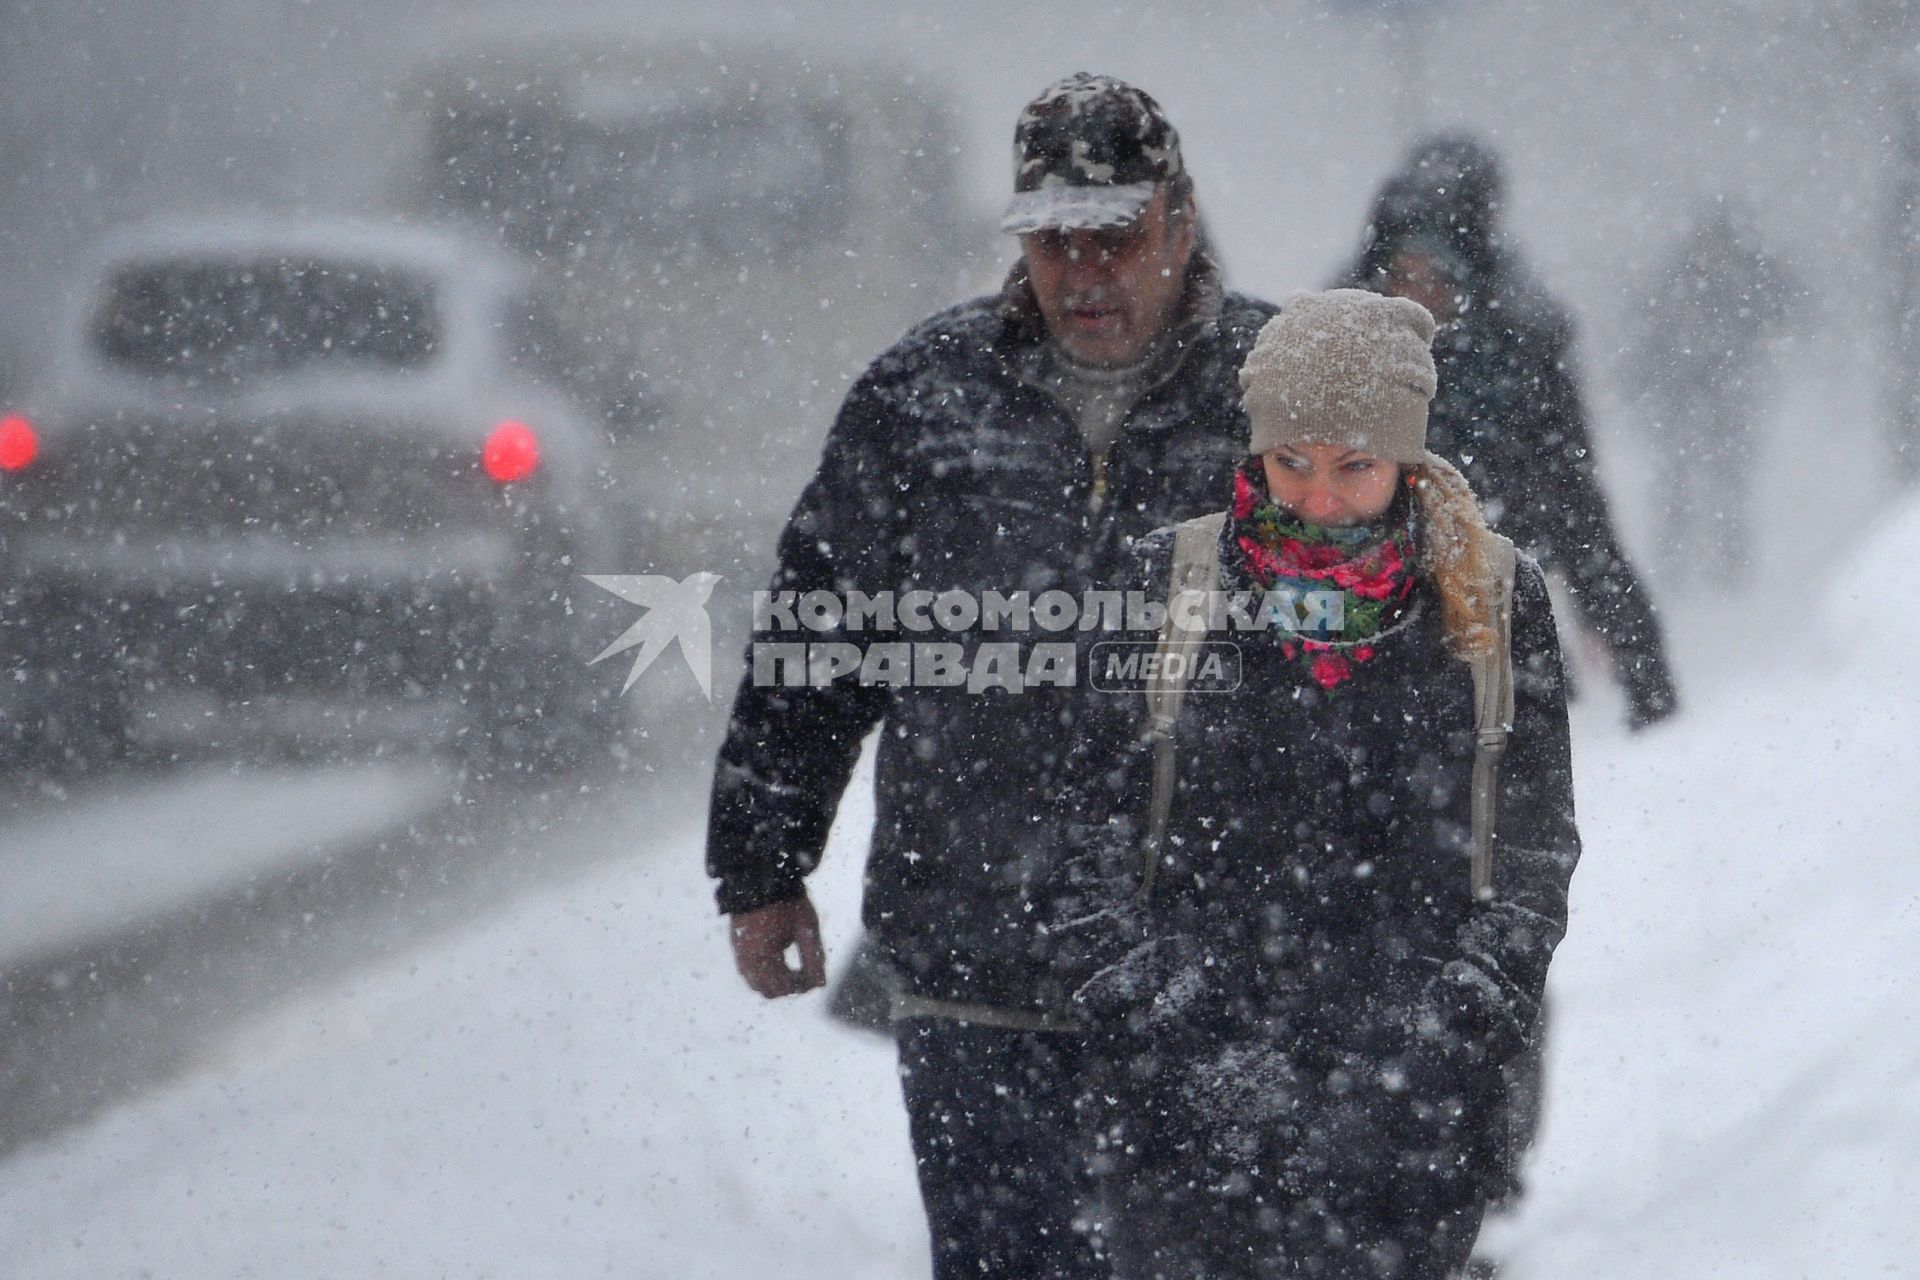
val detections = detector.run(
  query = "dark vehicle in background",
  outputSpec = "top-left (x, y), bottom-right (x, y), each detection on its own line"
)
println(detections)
top-left (400, 41), bottom-right (989, 564)
top-left (0, 220), bottom-right (628, 775)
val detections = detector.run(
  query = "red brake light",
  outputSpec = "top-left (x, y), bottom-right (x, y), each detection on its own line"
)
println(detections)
top-left (482, 420), bottom-right (539, 484)
top-left (0, 414), bottom-right (37, 472)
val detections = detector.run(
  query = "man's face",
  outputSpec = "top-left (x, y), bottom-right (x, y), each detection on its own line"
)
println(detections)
top-left (1020, 187), bottom-right (1197, 367)
top-left (1383, 248), bottom-right (1461, 324)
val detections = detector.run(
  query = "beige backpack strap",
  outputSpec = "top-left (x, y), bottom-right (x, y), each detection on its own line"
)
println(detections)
top-left (1467, 532), bottom-right (1520, 901)
top-left (1138, 512), bottom-right (1226, 901)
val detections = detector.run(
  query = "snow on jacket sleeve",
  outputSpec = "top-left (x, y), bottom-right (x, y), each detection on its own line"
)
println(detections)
top-left (1420, 553), bottom-right (1582, 1068)
top-left (704, 366), bottom-right (906, 915)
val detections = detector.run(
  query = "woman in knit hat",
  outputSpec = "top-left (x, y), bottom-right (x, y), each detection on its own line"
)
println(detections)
top-left (1045, 289), bottom-right (1583, 1278)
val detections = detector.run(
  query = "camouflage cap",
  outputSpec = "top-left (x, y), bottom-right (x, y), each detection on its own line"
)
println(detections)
top-left (1000, 72), bottom-right (1185, 235)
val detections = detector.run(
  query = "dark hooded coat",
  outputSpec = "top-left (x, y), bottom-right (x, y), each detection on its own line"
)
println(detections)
top-left (707, 247), bottom-right (1277, 1011)
top-left (1339, 134), bottom-right (1678, 726)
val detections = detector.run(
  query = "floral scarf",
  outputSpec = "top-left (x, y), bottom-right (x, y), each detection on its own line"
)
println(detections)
top-left (1229, 462), bottom-right (1420, 690)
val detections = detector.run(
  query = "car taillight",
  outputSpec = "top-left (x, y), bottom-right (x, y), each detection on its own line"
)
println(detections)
top-left (482, 420), bottom-right (539, 484)
top-left (0, 414), bottom-right (36, 472)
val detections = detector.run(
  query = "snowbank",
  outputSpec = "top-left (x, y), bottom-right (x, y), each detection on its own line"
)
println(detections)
top-left (1485, 491), bottom-right (1920, 1275)
top-left (1486, 672), bottom-right (1920, 1276)
top-left (1821, 491), bottom-right (1920, 666)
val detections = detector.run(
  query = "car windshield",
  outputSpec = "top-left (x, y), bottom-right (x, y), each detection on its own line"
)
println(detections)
top-left (93, 258), bottom-right (442, 381)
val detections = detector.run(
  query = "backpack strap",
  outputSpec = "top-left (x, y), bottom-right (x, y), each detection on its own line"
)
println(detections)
top-left (1467, 532), bottom-right (1520, 901)
top-left (1138, 511), bottom-right (1226, 901)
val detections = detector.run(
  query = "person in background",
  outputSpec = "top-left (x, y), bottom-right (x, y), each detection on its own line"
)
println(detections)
top-left (1627, 201), bottom-right (1798, 587)
top-left (1047, 291), bottom-right (1582, 1279)
top-left (1341, 132), bottom-right (1680, 731)
top-left (707, 73), bottom-right (1277, 1279)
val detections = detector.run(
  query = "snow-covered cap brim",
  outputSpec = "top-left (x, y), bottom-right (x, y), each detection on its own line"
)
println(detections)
top-left (999, 181), bottom-right (1157, 234)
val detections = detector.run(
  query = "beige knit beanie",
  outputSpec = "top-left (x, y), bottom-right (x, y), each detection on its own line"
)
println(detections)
top-left (1240, 288), bottom-right (1439, 463)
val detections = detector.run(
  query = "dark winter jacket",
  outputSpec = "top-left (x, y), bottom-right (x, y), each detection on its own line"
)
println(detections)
top-left (1045, 511), bottom-right (1582, 1204)
top-left (706, 248), bottom-right (1277, 1010)
top-left (1340, 136), bottom-right (1679, 726)
top-left (1426, 309), bottom-right (1677, 723)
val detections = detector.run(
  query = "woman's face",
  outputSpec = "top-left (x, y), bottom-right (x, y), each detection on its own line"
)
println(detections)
top-left (1260, 443), bottom-right (1402, 527)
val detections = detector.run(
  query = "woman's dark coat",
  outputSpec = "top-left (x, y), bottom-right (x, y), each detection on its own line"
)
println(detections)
top-left (1045, 514), bottom-right (1582, 1264)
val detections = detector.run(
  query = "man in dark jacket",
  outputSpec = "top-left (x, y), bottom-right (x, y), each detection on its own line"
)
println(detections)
top-left (706, 73), bottom-right (1276, 1279)
top-left (1342, 132), bottom-right (1680, 730)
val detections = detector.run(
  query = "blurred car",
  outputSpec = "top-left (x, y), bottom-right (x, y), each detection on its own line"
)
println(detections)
top-left (398, 40), bottom-right (991, 558)
top-left (0, 219), bottom-right (628, 774)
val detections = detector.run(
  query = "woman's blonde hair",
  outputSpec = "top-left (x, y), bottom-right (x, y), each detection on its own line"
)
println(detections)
top-left (1407, 453), bottom-right (1502, 660)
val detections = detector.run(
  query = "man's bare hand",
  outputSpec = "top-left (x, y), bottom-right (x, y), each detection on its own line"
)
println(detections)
top-left (730, 895), bottom-right (829, 998)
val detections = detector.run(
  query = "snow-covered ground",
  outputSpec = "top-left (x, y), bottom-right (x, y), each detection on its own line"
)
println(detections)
top-left (0, 761), bottom-right (456, 972)
top-left (1482, 495), bottom-right (1920, 1275)
top-left (0, 751), bottom-right (921, 1277)
top-left (3, 499), bottom-right (1917, 1277)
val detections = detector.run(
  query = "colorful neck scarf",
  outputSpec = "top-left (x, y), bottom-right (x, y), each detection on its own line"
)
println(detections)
top-left (1229, 462), bottom-right (1420, 690)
